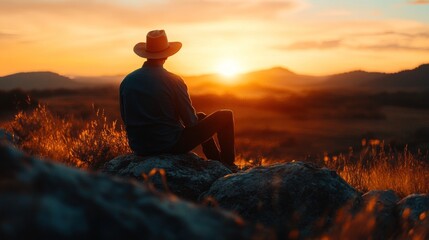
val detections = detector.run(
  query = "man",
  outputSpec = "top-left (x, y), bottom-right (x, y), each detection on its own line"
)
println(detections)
top-left (120, 30), bottom-right (238, 171)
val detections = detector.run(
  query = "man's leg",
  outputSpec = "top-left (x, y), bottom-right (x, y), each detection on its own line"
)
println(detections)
top-left (196, 112), bottom-right (221, 161)
top-left (172, 110), bottom-right (236, 166)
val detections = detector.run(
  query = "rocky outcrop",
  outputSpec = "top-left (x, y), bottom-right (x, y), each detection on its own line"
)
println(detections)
top-left (3, 139), bottom-right (429, 239)
top-left (102, 153), bottom-right (231, 201)
top-left (0, 143), bottom-right (262, 240)
top-left (396, 194), bottom-right (429, 239)
top-left (361, 190), bottom-right (400, 239)
top-left (201, 161), bottom-right (361, 239)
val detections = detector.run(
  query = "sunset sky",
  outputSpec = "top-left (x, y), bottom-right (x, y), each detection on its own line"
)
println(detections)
top-left (0, 0), bottom-right (428, 77)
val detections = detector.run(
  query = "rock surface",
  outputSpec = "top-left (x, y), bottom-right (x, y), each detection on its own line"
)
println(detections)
top-left (0, 143), bottom-right (261, 240)
top-left (396, 194), bottom-right (429, 238)
top-left (0, 129), bottom-right (14, 144)
top-left (360, 190), bottom-right (400, 239)
top-left (102, 153), bottom-right (231, 201)
top-left (201, 161), bottom-right (361, 238)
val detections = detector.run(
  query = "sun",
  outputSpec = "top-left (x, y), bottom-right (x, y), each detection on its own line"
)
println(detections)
top-left (216, 59), bottom-right (242, 79)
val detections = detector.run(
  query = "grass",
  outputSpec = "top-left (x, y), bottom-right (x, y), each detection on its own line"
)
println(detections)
top-left (323, 141), bottom-right (429, 197)
top-left (3, 105), bottom-right (429, 196)
top-left (6, 105), bottom-right (130, 170)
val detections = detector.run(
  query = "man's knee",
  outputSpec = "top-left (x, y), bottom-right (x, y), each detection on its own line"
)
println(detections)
top-left (216, 109), bottom-right (233, 121)
top-left (197, 112), bottom-right (207, 120)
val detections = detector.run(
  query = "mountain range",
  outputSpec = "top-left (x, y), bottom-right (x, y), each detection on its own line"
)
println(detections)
top-left (0, 64), bottom-right (428, 95)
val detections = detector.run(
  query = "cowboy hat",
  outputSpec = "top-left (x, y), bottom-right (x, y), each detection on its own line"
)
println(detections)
top-left (133, 30), bottom-right (182, 59)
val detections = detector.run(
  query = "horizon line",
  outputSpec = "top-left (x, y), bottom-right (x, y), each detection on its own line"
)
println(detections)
top-left (1, 62), bottom-right (428, 79)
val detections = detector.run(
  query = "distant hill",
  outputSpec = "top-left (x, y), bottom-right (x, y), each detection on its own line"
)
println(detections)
top-left (1, 64), bottom-right (428, 93)
top-left (320, 64), bottom-right (429, 91)
top-left (0, 72), bottom-right (90, 90)
top-left (242, 67), bottom-right (322, 87)
top-left (320, 71), bottom-right (387, 89)
top-left (366, 64), bottom-right (429, 91)
top-left (185, 64), bottom-right (429, 96)
top-left (73, 75), bottom-right (123, 86)
top-left (184, 67), bottom-right (323, 97)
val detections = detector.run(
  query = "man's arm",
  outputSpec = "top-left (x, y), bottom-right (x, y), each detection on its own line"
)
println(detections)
top-left (119, 84), bottom-right (126, 123)
top-left (176, 78), bottom-right (198, 127)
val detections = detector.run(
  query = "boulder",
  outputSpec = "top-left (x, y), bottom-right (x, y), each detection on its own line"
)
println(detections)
top-left (396, 194), bottom-right (429, 239)
top-left (102, 153), bottom-right (231, 201)
top-left (0, 142), bottom-right (265, 240)
top-left (360, 190), bottom-right (400, 239)
top-left (326, 190), bottom-right (400, 239)
top-left (0, 129), bottom-right (14, 144)
top-left (201, 161), bottom-right (361, 239)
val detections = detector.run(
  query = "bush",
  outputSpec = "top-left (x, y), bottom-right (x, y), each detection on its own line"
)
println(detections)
top-left (70, 110), bottom-right (129, 169)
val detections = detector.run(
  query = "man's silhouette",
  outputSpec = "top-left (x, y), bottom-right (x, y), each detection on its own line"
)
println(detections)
top-left (120, 30), bottom-right (237, 171)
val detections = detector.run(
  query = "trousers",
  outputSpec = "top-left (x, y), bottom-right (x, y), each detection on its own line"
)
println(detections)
top-left (171, 110), bottom-right (235, 166)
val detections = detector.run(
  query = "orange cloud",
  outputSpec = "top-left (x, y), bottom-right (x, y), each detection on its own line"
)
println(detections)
top-left (409, 0), bottom-right (429, 4)
top-left (279, 40), bottom-right (342, 50)
top-left (0, 0), bottom-right (299, 26)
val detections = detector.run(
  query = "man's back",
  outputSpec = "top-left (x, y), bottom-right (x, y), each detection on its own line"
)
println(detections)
top-left (120, 61), bottom-right (197, 155)
top-left (120, 29), bottom-right (236, 170)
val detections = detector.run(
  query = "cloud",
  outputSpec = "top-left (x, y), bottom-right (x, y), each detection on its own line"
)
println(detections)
top-left (277, 40), bottom-right (342, 50)
top-left (277, 38), bottom-right (429, 52)
top-left (348, 31), bottom-right (429, 38)
top-left (354, 43), bottom-right (429, 52)
top-left (0, 32), bottom-right (18, 40)
top-left (0, 0), bottom-right (300, 27)
top-left (408, 0), bottom-right (429, 4)
top-left (273, 22), bottom-right (429, 53)
top-left (277, 39), bottom-right (429, 52)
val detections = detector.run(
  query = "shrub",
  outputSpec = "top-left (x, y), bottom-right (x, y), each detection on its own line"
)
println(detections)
top-left (8, 105), bottom-right (74, 164)
top-left (70, 110), bottom-right (129, 170)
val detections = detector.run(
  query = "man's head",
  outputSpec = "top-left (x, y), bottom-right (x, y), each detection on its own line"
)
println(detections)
top-left (133, 30), bottom-right (182, 59)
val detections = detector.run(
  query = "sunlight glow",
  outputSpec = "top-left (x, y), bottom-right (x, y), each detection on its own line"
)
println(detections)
top-left (216, 59), bottom-right (242, 80)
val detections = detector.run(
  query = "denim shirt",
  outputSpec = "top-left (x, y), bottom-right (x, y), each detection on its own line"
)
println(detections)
top-left (120, 62), bottom-right (198, 155)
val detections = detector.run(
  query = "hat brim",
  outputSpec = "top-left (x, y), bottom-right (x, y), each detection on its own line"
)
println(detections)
top-left (133, 42), bottom-right (182, 59)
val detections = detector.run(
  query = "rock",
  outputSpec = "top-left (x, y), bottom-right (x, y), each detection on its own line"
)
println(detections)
top-left (0, 142), bottom-right (265, 240)
top-left (0, 129), bottom-right (14, 144)
top-left (102, 153), bottom-right (231, 201)
top-left (326, 190), bottom-right (400, 239)
top-left (359, 190), bottom-right (400, 239)
top-left (201, 161), bottom-right (361, 239)
top-left (396, 194), bottom-right (429, 238)
top-left (362, 190), bottom-right (400, 205)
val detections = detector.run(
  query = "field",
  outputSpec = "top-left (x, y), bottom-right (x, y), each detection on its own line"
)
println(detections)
top-left (11, 86), bottom-right (429, 160)
top-left (1, 86), bottom-right (429, 196)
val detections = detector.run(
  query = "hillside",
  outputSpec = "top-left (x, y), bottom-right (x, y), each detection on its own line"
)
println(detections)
top-left (184, 67), bottom-right (322, 97)
top-left (1, 64), bottom-right (428, 93)
top-left (320, 71), bottom-right (387, 89)
top-left (366, 64), bottom-right (429, 91)
top-left (320, 64), bottom-right (429, 91)
top-left (186, 64), bottom-right (429, 95)
top-left (0, 72), bottom-right (89, 90)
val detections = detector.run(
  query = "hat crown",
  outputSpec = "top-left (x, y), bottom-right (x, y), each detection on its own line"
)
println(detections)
top-left (146, 30), bottom-right (169, 53)
top-left (133, 29), bottom-right (182, 59)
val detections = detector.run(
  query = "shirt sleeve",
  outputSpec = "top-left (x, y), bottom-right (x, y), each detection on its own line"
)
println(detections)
top-left (119, 83), bottom-right (126, 124)
top-left (175, 78), bottom-right (198, 127)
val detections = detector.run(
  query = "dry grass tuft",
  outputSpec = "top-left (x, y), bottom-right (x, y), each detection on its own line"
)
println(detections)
top-left (7, 105), bottom-right (130, 169)
top-left (324, 140), bottom-right (429, 196)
